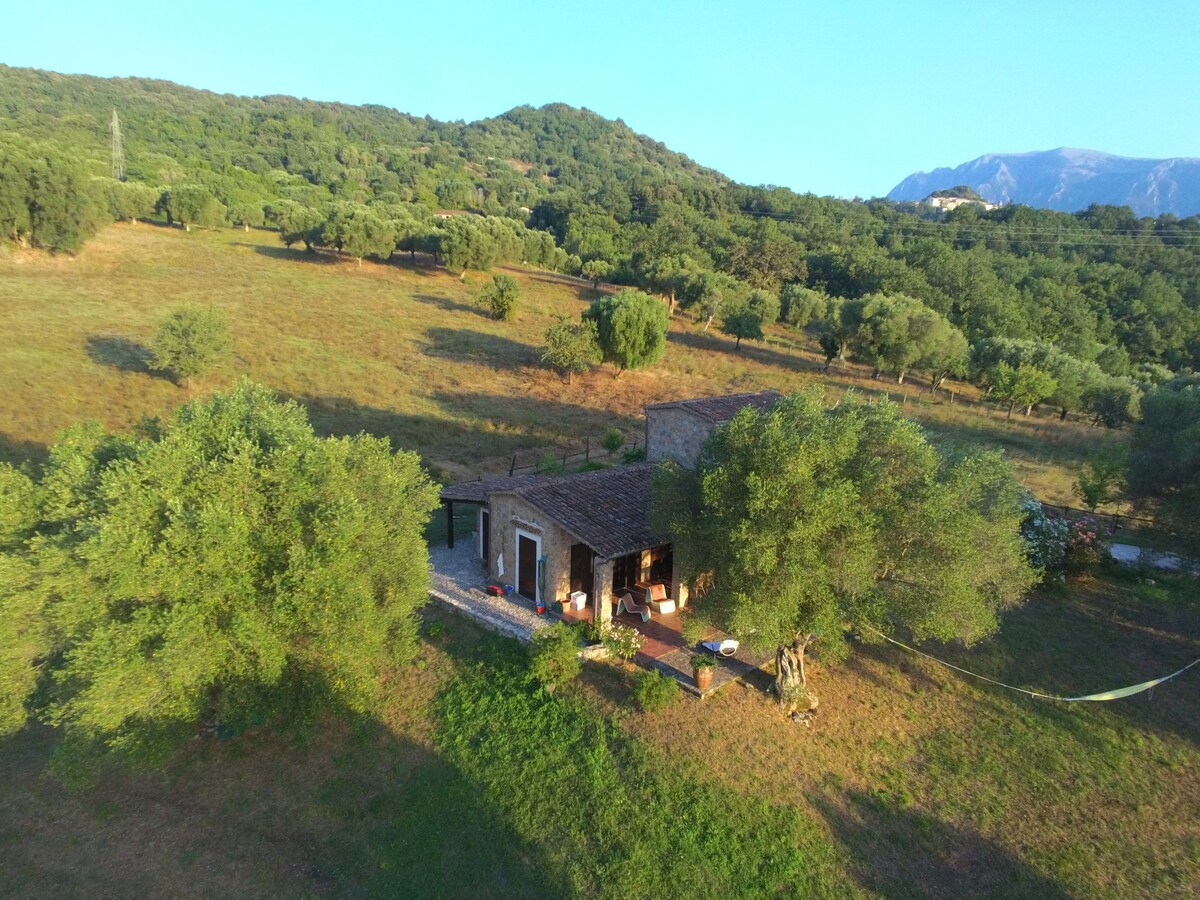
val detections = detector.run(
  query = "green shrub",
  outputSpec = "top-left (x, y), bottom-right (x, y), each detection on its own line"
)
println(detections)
top-left (476, 273), bottom-right (520, 320)
top-left (622, 445), bottom-right (646, 464)
top-left (633, 668), bottom-right (680, 712)
top-left (528, 623), bottom-right (582, 692)
top-left (602, 427), bottom-right (625, 454)
top-left (536, 453), bottom-right (565, 475)
top-left (681, 616), bottom-right (709, 646)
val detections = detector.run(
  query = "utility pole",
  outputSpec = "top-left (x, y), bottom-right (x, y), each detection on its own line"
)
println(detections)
top-left (110, 109), bottom-right (125, 181)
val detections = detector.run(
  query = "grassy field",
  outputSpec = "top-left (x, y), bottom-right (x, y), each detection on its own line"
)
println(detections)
top-left (0, 222), bottom-right (1109, 502)
top-left (3, 224), bottom-right (1193, 897)
top-left (1, 569), bottom-right (1197, 898)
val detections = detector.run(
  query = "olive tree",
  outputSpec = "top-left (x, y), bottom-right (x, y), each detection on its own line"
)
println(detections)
top-left (541, 316), bottom-right (601, 383)
top-left (653, 392), bottom-right (1036, 713)
top-left (150, 306), bottom-right (233, 388)
top-left (1127, 376), bottom-right (1200, 551)
top-left (988, 362), bottom-right (1057, 419)
top-left (0, 381), bottom-right (440, 770)
top-left (720, 307), bottom-right (764, 349)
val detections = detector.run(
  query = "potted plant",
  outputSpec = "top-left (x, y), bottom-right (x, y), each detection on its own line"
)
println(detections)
top-left (691, 653), bottom-right (715, 691)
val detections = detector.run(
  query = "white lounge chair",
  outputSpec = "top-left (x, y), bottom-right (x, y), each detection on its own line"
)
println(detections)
top-left (617, 592), bottom-right (652, 622)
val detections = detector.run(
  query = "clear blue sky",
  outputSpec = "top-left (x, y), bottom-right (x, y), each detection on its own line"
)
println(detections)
top-left (4, 1), bottom-right (1198, 198)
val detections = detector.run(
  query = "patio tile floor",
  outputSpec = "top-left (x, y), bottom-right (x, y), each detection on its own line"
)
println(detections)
top-left (429, 538), bottom-right (772, 697)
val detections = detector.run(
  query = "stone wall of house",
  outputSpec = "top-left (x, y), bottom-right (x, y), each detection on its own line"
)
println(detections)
top-left (644, 407), bottom-right (713, 467)
top-left (487, 494), bottom-right (575, 604)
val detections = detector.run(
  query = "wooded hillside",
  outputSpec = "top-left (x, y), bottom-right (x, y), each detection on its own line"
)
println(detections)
top-left (4, 64), bottom-right (1200, 383)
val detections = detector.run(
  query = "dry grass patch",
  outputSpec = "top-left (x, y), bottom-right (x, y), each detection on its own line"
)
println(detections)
top-left (616, 572), bottom-right (1200, 897)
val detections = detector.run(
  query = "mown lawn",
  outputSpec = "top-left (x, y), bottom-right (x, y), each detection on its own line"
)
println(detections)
top-left (1, 569), bottom-right (1197, 898)
top-left (1, 222), bottom-right (1107, 501)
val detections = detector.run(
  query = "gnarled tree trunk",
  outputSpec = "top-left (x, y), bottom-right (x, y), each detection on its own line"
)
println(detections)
top-left (775, 632), bottom-right (817, 714)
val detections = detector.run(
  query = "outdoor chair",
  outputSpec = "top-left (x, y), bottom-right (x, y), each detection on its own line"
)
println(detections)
top-left (617, 592), bottom-right (652, 622)
top-left (701, 639), bottom-right (739, 657)
top-left (646, 582), bottom-right (676, 615)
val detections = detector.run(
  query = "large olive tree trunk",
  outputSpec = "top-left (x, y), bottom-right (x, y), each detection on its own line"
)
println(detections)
top-left (776, 632), bottom-right (817, 714)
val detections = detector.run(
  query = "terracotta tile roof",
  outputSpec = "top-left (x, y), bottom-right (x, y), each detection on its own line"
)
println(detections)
top-left (495, 463), bottom-right (661, 560)
top-left (643, 390), bottom-right (782, 424)
top-left (439, 473), bottom-right (545, 504)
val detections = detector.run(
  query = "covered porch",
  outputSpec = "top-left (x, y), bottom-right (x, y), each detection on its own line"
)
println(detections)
top-left (558, 593), bottom-right (773, 697)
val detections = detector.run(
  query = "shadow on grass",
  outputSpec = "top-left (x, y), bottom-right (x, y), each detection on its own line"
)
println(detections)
top-left (976, 578), bottom-right (1200, 745)
top-left (283, 391), bottom-right (640, 475)
top-left (815, 789), bottom-right (1070, 899)
top-left (313, 716), bottom-right (566, 898)
top-left (0, 708), bottom-right (564, 898)
top-left (919, 413), bottom-right (1102, 461)
top-left (85, 335), bottom-right (157, 376)
top-left (668, 327), bottom-right (826, 376)
top-left (857, 577), bottom-right (1200, 748)
top-left (0, 433), bottom-right (48, 469)
top-left (411, 292), bottom-right (485, 316)
top-left (385, 251), bottom-right (442, 276)
top-left (423, 327), bottom-right (541, 369)
top-left (236, 243), bottom-right (341, 265)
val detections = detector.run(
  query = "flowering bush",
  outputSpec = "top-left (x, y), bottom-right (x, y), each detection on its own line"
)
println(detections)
top-left (1020, 497), bottom-right (1068, 581)
top-left (600, 622), bottom-right (643, 661)
top-left (1063, 517), bottom-right (1107, 574)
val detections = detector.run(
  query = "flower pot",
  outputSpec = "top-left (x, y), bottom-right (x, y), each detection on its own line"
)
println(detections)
top-left (693, 666), bottom-right (714, 691)
top-left (558, 599), bottom-right (571, 614)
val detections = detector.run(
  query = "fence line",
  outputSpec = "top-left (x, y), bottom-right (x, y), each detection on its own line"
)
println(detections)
top-left (455, 435), bottom-right (644, 481)
top-left (1039, 502), bottom-right (1155, 533)
top-left (505, 436), bottom-right (641, 475)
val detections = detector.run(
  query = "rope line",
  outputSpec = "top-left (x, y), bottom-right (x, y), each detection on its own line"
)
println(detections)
top-left (863, 626), bottom-right (1200, 702)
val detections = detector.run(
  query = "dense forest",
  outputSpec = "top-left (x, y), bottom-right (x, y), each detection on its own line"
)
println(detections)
top-left (4, 64), bottom-right (1200, 413)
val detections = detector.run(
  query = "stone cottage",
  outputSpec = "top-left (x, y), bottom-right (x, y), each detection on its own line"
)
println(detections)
top-left (438, 390), bottom-right (781, 625)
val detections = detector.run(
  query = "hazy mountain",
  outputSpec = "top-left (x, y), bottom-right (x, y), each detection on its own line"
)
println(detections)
top-left (888, 148), bottom-right (1200, 217)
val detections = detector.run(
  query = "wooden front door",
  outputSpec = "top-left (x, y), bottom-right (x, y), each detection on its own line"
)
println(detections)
top-left (480, 509), bottom-right (490, 561)
top-left (517, 533), bottom-right (538, 601)
top-left (569, 543), bottom-right (593, 601)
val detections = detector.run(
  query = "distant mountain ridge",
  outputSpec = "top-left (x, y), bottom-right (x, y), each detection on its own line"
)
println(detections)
top-left (888, 148), bottom-right (1200, 217)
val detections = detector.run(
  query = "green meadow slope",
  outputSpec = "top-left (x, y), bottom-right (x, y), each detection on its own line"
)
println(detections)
top-left (0, 222), bottom-right (1103, 503)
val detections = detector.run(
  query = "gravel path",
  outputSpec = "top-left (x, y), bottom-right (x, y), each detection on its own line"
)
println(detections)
top-left (427, 541), bottom-right (551, 643)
